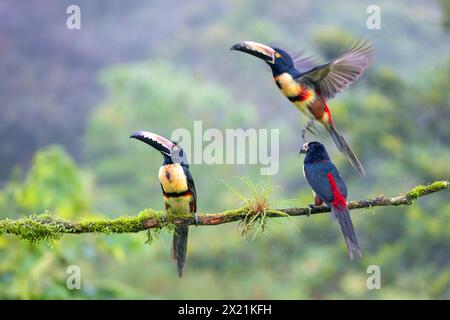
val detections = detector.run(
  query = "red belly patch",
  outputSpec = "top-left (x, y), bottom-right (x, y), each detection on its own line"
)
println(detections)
top-left (298, 87), bottom-right (312, 101)
top-left (327, 172), bottom-right (347, 210)
top-left (322, 97), bottom-right (334, 125)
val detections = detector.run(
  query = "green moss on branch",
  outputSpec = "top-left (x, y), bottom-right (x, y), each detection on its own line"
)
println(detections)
top-left (0, 209), bottom-right (164, 244)
top-left (406, 180), bottom-right (449, 200)
top-left (0, 180), bottom-right (448, 244)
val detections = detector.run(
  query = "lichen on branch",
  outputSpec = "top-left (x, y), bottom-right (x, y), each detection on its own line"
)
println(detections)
top-left (0, 180), bottom-right (448, 244)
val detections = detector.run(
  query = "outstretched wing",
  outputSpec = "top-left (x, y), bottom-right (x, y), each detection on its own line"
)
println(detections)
top-left (297, 39), bottom-right (374, 100)
top-left (183, 166), bottom-right (197, 213)
top-left (304, 161), bottom-right (347, 204)
top-left (292, 51), bottom-right (319, 73)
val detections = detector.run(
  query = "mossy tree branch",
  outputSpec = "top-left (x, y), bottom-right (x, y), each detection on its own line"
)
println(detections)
top-left (0, 181), bottom-right (448, 243)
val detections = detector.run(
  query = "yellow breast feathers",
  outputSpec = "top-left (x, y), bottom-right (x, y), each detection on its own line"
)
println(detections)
top-left (274, 73), bottom-right (316, 116)
top-left (274, 73), bottom-right (300, 97)
top-left (158, 164), bottom-right (188, 194)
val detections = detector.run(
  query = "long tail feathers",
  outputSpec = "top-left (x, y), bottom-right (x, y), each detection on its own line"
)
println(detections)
top-left (326, 122), bottom-right (365, 176)
top-left (331, 208), bottom-right (362, 260)
top-left (171, 224), bottom-right (189, 278)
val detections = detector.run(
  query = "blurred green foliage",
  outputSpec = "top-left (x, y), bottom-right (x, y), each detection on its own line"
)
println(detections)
top-left (0, 146), bottom-right (91, 218)
top-left (440, 0), bottom-right (450, 30)
top-left (84, 60), bottom-right (260, 213)
top-left (0, 147), bottom-right (149, 298)
top-left (0, 0), bottom-right (449, 299)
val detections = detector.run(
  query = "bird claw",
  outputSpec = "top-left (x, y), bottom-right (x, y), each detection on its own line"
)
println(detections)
top-left (194, 213), bottom-right (199, 227)
top-left (307, 125), bottom-right (320, 136)
top-left (301, 128), bottom-right (307, 142)
top-left (307, 120), bottom-right (320, 135)
top-left (302, 120), bottom-right (320, 142)
top-left (307, 204), bottom-right (317, 217)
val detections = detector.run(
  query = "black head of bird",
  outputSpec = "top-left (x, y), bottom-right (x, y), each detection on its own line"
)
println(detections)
top-left (231, 41), bottom-right (296, 77)
top-left (299, 141), bottom-right (331, 164)
top-left (130, 131), bottom-right (189, 167)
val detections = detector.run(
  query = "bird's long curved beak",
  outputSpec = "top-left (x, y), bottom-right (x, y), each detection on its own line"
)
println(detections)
top-left (299, 143), bottom-right (309, 155)
top-left (230, 41), bottom-right (275, 64)
top-left (130, 131), bottom-right (174, 156)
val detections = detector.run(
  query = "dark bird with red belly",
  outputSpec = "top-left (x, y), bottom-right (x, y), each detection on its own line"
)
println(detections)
top-left (231, 40), bottom-right (374, 176)
top-left (300, 141), bottom-right (361, 259)
top-left (130, 131), bottom-right (197, 277)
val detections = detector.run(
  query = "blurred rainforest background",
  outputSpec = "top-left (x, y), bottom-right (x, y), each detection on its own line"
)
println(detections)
top-left (0, 0), bottom-right (449, 299)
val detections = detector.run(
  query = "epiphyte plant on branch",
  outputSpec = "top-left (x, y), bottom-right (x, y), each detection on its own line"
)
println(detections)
top-left (300, 141), bottom-right (361, 259)
top-left (130, 130), bottom-right (197, 278)
top-left (230, 39), bottom-right (374, 176)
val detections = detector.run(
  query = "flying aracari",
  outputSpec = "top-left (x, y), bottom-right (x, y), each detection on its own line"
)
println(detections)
top-left (231, 40), bottom-right (374, 176)
top-left (130, 131), bottom-right (197, 278)
top-left (300, 141), bottom-right (361, 259)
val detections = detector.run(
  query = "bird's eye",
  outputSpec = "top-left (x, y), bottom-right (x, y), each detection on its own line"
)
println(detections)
top-left (173, 146), bottom-right (178, 151)
top-left (275, 52), bottom-right (281, 58)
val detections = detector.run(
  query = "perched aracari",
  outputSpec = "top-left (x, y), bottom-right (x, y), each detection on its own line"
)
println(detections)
top-left (300, 141), bottom-right (361, 259)
top-left (231, 40), bottom-right (374, 176)
top-left (130, 131), bottom-right (197, 278)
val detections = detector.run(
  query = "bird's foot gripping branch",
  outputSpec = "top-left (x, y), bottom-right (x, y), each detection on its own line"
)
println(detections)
top-left (0, 180), bottom-right (448, 244)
